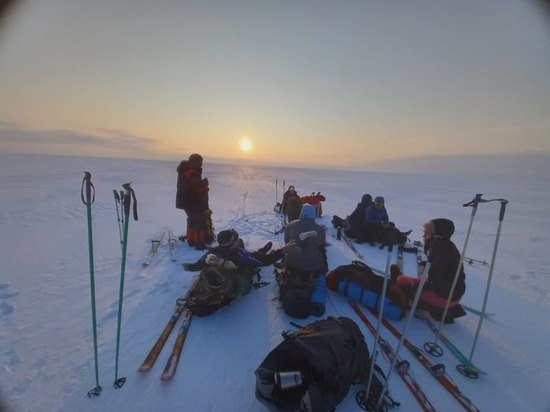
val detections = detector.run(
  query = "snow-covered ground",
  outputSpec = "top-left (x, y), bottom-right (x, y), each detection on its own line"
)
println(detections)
top-left (1, 152), bottom-right (549, 412)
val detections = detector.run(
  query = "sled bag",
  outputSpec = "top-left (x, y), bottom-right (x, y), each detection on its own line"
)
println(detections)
top-left (255, 317), bottom-right (370, 412)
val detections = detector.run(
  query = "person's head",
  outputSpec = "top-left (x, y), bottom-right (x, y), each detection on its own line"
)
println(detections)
top-left (423, 218), bottom-right (455, 243)
top-left (300, 204), bottom-right (316, 220)
top-left (374, 196), bottom-right (384, 208)
top-left (288, 185), bottom-right (296, 193)
top-left (188, 153), bottom-right (203, 167)
top-left (217, 228), bottom-right (240, 249)
top-left (361, 194), bottom-right (372, 204)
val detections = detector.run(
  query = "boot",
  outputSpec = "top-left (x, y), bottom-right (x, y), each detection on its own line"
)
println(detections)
top-left (390, 264), bottom-right (402, 283)
top-left (258, 241), bottom-right (273, 254)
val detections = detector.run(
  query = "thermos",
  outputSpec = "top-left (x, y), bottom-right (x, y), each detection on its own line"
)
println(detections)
top-left (274, 371), bottom-right (311, 391)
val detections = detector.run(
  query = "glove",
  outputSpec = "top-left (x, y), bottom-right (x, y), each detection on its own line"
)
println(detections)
top-left (202, 177), bottom-right (209, 186)
top-left (205, 254), bottom-right (239, 270)
top-left (182, 263), bottom-right (192, 271)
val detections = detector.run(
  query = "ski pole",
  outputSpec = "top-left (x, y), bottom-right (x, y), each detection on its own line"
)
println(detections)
top-left (463, 256), bottom-right (487, 266)
top-left (366, 244), bottom-right (392, 408)
top-left (376, 242), bottom-right (434, 410)
top-left (113, 182), bottom-right (138, 389)
top-left (434, 194), bottom-right (482, 347)
top-left (80, 172), bottom-right (102, 397)
top-left (113, 190), bottom-right (124, 249)
top-left (469, 199), bottom-right (508, 362)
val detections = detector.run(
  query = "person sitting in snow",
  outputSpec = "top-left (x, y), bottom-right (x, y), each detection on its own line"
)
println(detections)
top-left (363, 195), bottom-right (390, 243)
top-left (283, 204), bottom-right (328, 274)
top-left (332, 194), bottom-right (373, 241)
top-left (391, 218), bottom-right (467, 323)
top-left (182, 228), bottom-right (284, 272)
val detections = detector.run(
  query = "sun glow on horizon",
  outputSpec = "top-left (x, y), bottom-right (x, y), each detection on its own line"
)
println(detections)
top-left (239, 138), bottom-right (253, 153)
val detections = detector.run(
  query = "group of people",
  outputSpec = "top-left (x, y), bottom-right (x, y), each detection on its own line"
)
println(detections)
top-left (176, 154), bottom-right (467, 323)
top-left (333, 194), bottom-right (399, 245)
top-left (182, 203), bottom-right (327, 278)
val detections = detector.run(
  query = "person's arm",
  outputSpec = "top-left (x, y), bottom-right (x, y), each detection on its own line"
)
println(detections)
top-left (365, 206), bottom-right (375, 223)
top-left (236, 250), bottom-right (264, 267)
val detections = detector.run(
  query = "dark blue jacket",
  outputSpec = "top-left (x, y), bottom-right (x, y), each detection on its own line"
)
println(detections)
top-left (365, 205), bottom-right (389, 224)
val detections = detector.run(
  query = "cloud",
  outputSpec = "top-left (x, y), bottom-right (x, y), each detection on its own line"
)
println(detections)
top-left (0, 123), bottom-right (161, 158)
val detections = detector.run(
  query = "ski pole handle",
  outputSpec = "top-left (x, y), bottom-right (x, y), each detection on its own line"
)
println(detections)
top-left (498, 200), bottom-right (508, 222)
top-left (122, 183), bottom-right (138, 221)
top-left (463, 193), bottom-right (483, 208)
top-left (81, 171), bottom-right (95, 205)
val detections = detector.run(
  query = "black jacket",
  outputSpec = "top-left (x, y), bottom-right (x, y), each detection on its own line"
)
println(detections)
top-left (425, 218), bottom-right (466, 300)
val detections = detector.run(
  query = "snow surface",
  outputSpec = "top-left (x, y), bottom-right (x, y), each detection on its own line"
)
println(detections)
top-left (0, 153), bottom-right (549, 412)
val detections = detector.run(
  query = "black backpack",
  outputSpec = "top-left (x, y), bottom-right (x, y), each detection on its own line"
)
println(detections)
top-left (255, 317), bottom-right (397, 411)
top-left (276, 268), bottom-right (317, 319)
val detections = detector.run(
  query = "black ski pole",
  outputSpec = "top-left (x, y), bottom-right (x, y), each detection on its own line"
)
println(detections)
top-left (81, 172), bottom-right (102, 397)
top-left (113, 182), bottom-right (138, 389)
top-left (463, 256), bottom-right (487, 265)
top-left (113, 190), bottom-right (124, 249)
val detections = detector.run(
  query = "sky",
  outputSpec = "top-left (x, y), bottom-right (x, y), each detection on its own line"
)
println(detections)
top-left (0, 0), bottom-right (549, 170)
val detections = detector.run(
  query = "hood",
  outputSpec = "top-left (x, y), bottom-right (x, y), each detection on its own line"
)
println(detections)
top-left (431, 218), bottom-right (455, 239)
top-left (361, 194), bottom-right (372, 204)
top-left (177, 160), bottom-right (189, 173)
top-left (300, 204), bottom-right (316, 220)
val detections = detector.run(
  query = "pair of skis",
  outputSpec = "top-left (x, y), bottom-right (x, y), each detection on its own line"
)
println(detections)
top-left (143, 230), bottom-right (179, 266)
top-left (138, 298), bottom-right (193, 381)
top-left (350, 302), bottom-right (481, 412)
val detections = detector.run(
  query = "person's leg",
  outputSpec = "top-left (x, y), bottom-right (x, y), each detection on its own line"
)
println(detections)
top-left (188, 211), bottom-right (206, 250)
top-left (250, 249), bottom-right (283, 265)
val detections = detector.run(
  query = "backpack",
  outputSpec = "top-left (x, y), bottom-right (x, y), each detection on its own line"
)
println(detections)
top-left (378, 226), bottom-right (412, 249)
top-left (184, 266), bottom-right (256, 316)
top-left (276, 268), bottom-right (318, 319)
top-left (300, 192), bottom-right (326, 217)
top-left (326, 261), bottom-right (410, 320)
top-left (255, 317), bottom-right (397, 411)
top-left (176, 161), bottom-right (192, 210)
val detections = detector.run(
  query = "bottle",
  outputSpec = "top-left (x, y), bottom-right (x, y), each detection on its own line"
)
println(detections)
top-left (274, 371), bottom-right (311, 391)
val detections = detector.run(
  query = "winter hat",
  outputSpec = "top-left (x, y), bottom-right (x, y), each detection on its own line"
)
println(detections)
top-left (374, 196), bottom-right (384, 203)
top-left (188, 153), bottom-right (203, 163)
top-left (430, 218), bottom-right (455, 239)
top-left (361, 194), bottom-right (372, 204)
top-left (300, 204), bottom-right (316, 220)
top-left (217, 229), bottom-right (239, 247)
top-left (288, 185), bottom-right (296, 191)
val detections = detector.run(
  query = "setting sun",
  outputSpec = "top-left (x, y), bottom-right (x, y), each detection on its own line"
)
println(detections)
top-left (239, 138), bottom-right (253, 153)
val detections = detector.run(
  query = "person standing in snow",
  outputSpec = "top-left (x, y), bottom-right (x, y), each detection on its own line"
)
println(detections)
top-left (281, 185), bottom-right (299, 220)
top-left (283, 204), bottom-right (327, 274)
top-left (176, 153), bottom-right (212, 250)
top-left (391, 218), bottom-right (467, 323)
